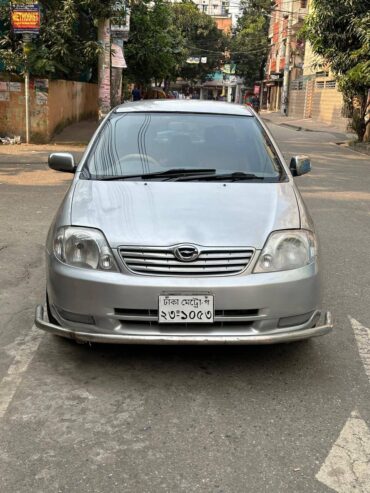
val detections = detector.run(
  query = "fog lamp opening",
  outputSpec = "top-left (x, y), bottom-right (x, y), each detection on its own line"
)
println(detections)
top-left (56, 307), bottom-right (95, 325)
top-left (278, 311), bottom-right (316, 328)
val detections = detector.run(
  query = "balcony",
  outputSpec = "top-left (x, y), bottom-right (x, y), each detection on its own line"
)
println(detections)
top-left (291, 7), bottom-right (308, 29)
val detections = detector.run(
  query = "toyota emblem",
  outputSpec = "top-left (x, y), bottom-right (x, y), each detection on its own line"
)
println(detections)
top-left (173, 244), bottom-right (200, 262)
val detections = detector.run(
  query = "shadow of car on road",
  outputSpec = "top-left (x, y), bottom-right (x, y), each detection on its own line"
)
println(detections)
top-left (45, 335), bottom-right (332, 394)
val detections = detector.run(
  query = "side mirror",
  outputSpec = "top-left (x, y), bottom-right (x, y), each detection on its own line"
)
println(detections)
top-left (48, 153), bottom-right (76, 173)
top-left (290, 155), bottom-right (311, 176)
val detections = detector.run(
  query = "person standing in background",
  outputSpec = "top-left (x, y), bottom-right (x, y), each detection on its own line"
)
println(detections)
top-left (132, 85), bottom-right (141, 101)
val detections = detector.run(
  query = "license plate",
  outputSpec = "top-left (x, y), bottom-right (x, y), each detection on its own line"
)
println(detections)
top-left (159, 295), bottom-right (214, 324)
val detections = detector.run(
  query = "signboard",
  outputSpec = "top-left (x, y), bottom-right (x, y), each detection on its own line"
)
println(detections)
top-left (253, 85), bottom-right (260, 95)
top-left (186, 57), bottom-right (207, 65)
top-left (222, 64), bottom-right (236, 75)
top-left (9, 82), bottom-right (22, 92)
top-left (111, 44), bottom-right (127, 69)
top-left (111, 0), bottom-right (130, 39)
top-left (11, 2), bottom-right (40, 34)
top-left (186, 57), bottom-right (200, 64)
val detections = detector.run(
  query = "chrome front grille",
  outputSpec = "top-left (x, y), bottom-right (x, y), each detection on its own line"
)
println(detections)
top-left (118, 246), bottom-right (255, 276)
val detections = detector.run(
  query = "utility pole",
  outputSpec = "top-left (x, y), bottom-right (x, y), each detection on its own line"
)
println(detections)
top-left (23, 35), bottom-right (31, 144)
top-left (11, 2), bottom-right (41, 143)
top-left (281, 5), bottom-right (292, 116)
top-left (98, 19), bottom-right (111, 120)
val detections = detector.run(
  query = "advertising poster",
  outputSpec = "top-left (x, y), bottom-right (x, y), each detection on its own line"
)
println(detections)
top-left (35, 78), bottom-right (48, 105)
top-left (11, 2), bottom-right (40, 34)
top-left (9, 82), bottom-right (22, 92)
top-left (0, 92), bottom-right (10, 101)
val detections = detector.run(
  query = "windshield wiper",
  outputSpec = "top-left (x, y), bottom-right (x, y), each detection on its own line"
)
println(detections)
top-left (94, 168), bottom-right (216, 181)
top-left (173, 172), bottom-right (265, 182)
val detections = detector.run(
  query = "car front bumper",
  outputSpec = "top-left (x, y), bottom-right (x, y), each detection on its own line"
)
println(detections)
top-left (36, 256), bottom-right (333, 344)
top-left (35, 305), bottom-right (332, 344)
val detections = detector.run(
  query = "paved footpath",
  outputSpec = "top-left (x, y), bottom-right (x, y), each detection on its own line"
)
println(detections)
top-left (0, 122), bottom-right (369, 492)
top-left (261, 111), bottom-right (354, 141)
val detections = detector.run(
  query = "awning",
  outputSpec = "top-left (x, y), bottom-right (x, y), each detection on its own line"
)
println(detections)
top-left (111, 44), bottom-right (127, 69)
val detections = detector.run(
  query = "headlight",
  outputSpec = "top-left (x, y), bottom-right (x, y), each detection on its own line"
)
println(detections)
top-left (254, 230), bottom-right (317, 273)
top-left (53, 227), bottom-right (119, 272)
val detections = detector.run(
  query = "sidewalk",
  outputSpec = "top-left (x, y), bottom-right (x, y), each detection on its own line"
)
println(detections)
top-left (261, 111), bottom-right (355, 142)
top-left (51, 119), bottom-right (99, 146)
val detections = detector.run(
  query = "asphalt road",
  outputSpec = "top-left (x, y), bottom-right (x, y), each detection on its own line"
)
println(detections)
top-left (0, 125), bottom-right (369, 493)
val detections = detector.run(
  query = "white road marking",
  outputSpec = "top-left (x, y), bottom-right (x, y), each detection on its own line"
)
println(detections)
top-left (0, 326), bottom-right (44, 419)
top-left (349, 317), bottom-right (370, 383)
top-left (316, 318), bottom-right (370, 491)
top-left (316, 410), bottom-right (370, 493)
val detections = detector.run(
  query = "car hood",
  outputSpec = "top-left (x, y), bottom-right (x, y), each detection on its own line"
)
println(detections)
top-left (70, 180), bottom-right (300, 249)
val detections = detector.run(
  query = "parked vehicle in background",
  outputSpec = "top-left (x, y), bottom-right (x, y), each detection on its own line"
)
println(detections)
top-left (143, 87), bottom-right (166, 99)
top-left (35, 100), bottom-right (333, 344)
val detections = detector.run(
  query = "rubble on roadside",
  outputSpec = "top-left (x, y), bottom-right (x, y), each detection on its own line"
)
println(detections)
top-left (0, 135), bottom-right (21, 145)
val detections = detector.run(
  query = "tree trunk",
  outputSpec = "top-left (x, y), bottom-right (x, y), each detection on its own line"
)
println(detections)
top-left (98, 19), bottom-right (111, 119)
top-left (364, 122), bottom-right (370, 143)
top-left (364, 90), bottom-right (370, 142)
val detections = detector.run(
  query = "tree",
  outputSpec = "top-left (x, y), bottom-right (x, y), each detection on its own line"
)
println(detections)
top-left (0, 0), bottom-right (126, 80)
top-left (171, 1), bottom-right (228, 84)
top-left (231, 0), bottom-right (273, 87)
top-left (125, 0), bottom-right (227, 87)
top-left (124, 0), bottom-right (183, 86)
top-left (304, 1), bottom-right (370, 142)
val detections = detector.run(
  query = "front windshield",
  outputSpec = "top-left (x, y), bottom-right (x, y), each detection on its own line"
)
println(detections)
top-left (84, 112), bottom-right (284, 180)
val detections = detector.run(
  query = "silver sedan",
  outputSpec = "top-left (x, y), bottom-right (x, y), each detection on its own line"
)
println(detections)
top-left (35, 100), bottom-right (333, 344)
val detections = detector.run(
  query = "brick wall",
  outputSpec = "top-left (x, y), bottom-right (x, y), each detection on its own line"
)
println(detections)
top-left (0, 78), bottom-right (98, 143)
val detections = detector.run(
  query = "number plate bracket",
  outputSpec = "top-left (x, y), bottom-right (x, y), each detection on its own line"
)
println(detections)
top-left (158, 295), bottom-right (214, 324)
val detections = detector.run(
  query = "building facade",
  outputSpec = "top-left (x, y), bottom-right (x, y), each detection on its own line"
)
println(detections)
top-left (263, 0), bottom-right (348, 130)
top-left (264, 0), bottom-right (307, 112)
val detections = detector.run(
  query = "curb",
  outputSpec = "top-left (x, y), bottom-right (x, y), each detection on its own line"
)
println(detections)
top-left (262, 117), bottom-right (305, 132)
top-left (50, 141), bottom-right (88, 147)
top-left (262, 116), bottom-right (351, 141)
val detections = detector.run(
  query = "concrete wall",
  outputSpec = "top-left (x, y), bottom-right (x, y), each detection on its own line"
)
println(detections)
top-left (0, 78), bottom-right (98, 143)
top-left (287, 75), bottom-right (349, 130)
top-left (311, 78), bottom-right (347, 130)
top-left (0, 80), bottom-right (48, 141)
top-left (288, 81), bottom-right (305, 119)
top-left (48, 80), bottom-right (98, 138)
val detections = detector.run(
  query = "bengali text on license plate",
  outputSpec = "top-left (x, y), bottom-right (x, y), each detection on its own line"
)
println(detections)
top-left (159, 295), bottom-right (214, 324)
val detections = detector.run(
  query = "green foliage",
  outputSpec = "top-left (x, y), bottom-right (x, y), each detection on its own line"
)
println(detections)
top-left (125, 0), bottom-right (227, 85)
top-left (171, 1), bottom-right (228, 83)
top-left (304, 1), bottom-right (370, 141)
top-left (0, 0), bottom-right (227, 87)
top-left (231, 0), bottom-right (273, 86)
top-left (124, 0), bottom-right (182, 85)
top-left (0, 0), bottom-right (126, 79)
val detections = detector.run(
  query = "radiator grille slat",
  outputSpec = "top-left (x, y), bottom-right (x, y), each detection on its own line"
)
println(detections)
top-left (119, 246), bottom-right (254, 276)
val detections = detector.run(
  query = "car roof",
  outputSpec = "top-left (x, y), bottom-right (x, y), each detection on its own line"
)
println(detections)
top-left (114, 99), bottom-right (254, 117)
